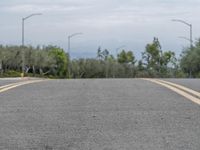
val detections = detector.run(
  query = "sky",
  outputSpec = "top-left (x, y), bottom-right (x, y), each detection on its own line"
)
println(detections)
top-left (1, 0), bottom-right (200, 59)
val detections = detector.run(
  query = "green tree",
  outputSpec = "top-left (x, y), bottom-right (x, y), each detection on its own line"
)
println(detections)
top-left (49, 46), bottom-right (68, 77)
top-left (180, 39), bottom-right (200, 77)
top-left (142, 37), bottom-right (161, 71)
top-left (117, 50), bottom-right (136, 64)
top-left (97, 47), bottom-right (110, 61)
top-left (141, 37), bottom-right (178, 77)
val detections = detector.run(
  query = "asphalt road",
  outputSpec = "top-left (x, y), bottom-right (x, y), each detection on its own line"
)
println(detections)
top-left (0, 79), bottom-right (200, 150)
top-left (163, 79), bottom-right (200, 92)
top-left (0, 78), bottom-right (23, 86)
top-left (0, 78), bottom-right (39, 86)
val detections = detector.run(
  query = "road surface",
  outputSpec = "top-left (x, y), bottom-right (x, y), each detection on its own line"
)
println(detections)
top-left (0, 78), bottom-right (200, 150)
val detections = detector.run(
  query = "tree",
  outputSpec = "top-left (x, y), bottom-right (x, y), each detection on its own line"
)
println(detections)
top-left (117, 50), bottom-right (136, 64)
top-left (141, 37), bottom-right (178, 77)
top-left (180, 39), bottom-right (200, 77)
top-left (48, 46), bottom-right (68, 77)
top-left (97, 47), bottom-right (110, 61)
top-left (142, 37), bottom-right (161, 71)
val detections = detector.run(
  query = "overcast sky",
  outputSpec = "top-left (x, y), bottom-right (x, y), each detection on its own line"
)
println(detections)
top-left (1, 0), bottom-right (200, 59)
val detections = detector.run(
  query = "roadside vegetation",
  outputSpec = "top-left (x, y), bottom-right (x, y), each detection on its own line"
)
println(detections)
top-left (0, 37), bottom-right (199, 78)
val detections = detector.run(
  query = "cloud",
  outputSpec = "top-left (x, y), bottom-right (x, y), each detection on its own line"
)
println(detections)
top-left (1, 0), bottom-right (200, 58)
top-left (2, 4), bottom-right (90, 13)
top-left (2, 0), bottom-right (199, 20)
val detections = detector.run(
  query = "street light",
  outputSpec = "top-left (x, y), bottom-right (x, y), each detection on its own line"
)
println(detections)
top-left (67, 33), bottom-right (83, 59)
top-left (21, 13), bottom-right (42, 77)
top-left (172, 19), bottom-right (193, 77)
top-left (67, 32), bottom-right (83, 78)
top-left (172, 19), bottom-right (193, 49)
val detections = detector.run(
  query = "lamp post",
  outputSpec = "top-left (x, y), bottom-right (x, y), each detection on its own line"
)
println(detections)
top-left (67, 32), bottom-right (82, 78)
top-left (172, 19), bottom-right (193, 77)
top-left (172, 19), bottom-right (193, 49)
top-left (21, 13), bottom-right (42, 77)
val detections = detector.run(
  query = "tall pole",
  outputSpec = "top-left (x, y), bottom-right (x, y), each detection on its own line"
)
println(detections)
top-left (189, 24), bottom-right (193, 78)
top-left (172, 19), bottom-right (193, 77)
top-left (68, 36), bottom-right (70, 58)
top-left (67, 36), bottom-right (71, 78)
top-left (67, 32), bottom-right (82, 78)
top-left (22, 19), bottom-right (25, 46)
top-left (21, 13), bottom-right (42, 77)
top-left (172, 19), bottom-right (193, 48)
top-left (190, 24), bottom-right (193, 50)
top-left (22, 19), bottom-right (25, 78)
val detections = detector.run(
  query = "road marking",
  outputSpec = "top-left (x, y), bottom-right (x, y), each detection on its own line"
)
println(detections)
top-left (156, 79), bottom-right (200, 99)
top-left (0, 80), bottom-right (45, 93)
top-left (143, 78), bottom-right (200, 105)
top-left (0, 82), bottom-right (26, 90)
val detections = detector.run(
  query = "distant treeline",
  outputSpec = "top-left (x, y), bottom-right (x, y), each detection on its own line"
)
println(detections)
top-left (0, 37), bottom-right (199, 78)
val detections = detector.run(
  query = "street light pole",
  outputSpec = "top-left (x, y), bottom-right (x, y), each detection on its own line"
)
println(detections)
top-left (22, 19), bottom-right (24, 46)
top-left (172, 19), bottom-right (193, 77)
top-left (21, 13), bottom-right (42, 77)
top-left (190, 24), bottom-right (193, 49)
top-left (67, 32), bottom-right (82, 78)
top-left (172, 19), bottom-right (193, 49)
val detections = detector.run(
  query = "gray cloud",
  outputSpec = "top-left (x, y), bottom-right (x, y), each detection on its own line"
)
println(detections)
top-left (0, 0), bottom-right (200, 58)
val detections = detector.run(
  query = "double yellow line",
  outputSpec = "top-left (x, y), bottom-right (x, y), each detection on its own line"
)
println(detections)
top-left (144, 79), bottom-right (200, 105)
top-left (0, 79), bottom-right (44, 93)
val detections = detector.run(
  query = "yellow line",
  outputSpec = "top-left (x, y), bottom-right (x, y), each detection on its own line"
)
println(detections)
top-left (143, 78), bottom-right (200, 105)
top-left (0, 80), bottom-right (45, 93)
top-left (0, 81), bottom-right (27, 90)
top-left (156, 79), bottom-right (200, 98)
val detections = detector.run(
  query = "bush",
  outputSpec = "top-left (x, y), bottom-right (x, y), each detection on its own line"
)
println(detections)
top-left (1, 70), bottom-right (21, 77)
